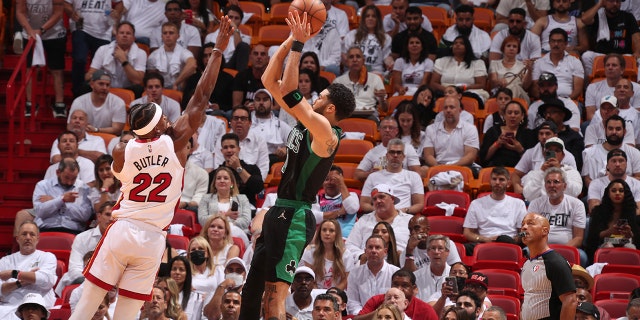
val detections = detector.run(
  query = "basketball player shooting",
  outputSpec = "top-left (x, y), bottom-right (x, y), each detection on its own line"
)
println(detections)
top-left (239, 11), bottom-right (355, 320)
top-left (69, 17), bottom-right (235, 320)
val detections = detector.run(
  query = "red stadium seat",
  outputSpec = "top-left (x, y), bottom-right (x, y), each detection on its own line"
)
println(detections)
top-left (422, 190), bottom-right (470, 218)
top-left (172, 209), bottom-right (201, 235)
top-left (594, 247), bottom-right (640, 265)
top-left (549, 244), bottom-right (581, 265)
top-left (37, 232), bottom-right (75, 265)
top-left (427, 216), bottom-right (466, 243)
top-left (488, 295), bottom-right (521, 320)
top-left (592, 273), bottom-right (640, 301)
top-left (334, 139), bottom-right (374, 163)
top-left (475, 268), bottom-right (522, 298)
top-left (167, 234), bottom-right (190, 251)
top-left (232, 237), bottom-right (246, 258)
top-left (61, 283), bottom-right (81, 304)
top-left (471, 243), bottom-right (523, 272)
top-left (595, 299), bottom-right (629, 319)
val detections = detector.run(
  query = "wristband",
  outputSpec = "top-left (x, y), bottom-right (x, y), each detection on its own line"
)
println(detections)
top-left (405, 256), bottom-right (414, 260)
top-left (405, 253), bottom-right (413, 257)
top-left (11, 270), bottom-right (18, 279)
top-left (40, 27), bottom-right (45, 34)
top-left (100, 187), bottom-right (109, 193)
top-left (121, 61), bottom-right (129, 67)
top-left (291, 40), bottom-right (304, 52)
top-left (15, 280), bottom-right (22, 288)
top-left (212, 48), bottom-right (223, 55)
top-left (282, 90), bottom-right (303, 108)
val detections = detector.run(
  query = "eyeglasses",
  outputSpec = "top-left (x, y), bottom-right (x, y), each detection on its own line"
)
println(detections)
top-left (380, 126), bottom-right (398, 131)
top-left (231, 116), bottom-right (250, 122)
top-left (387, 150), bottom-right (404, 156)
top-left (545, 179), bottom-right (563, 185)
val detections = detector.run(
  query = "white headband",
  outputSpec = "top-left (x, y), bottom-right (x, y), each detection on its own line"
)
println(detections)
top-left (133, 103), bottom-right (163, 136)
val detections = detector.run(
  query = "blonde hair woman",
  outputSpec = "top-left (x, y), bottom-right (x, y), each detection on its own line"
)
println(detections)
top-left (375, 303), bottom-right (404, 320)
top-left (200, 215), bottom-right (240, 272)
top-left (198, 167), bottom-right (251, 234)
top-left (188, 236), bottom-right (223, 296)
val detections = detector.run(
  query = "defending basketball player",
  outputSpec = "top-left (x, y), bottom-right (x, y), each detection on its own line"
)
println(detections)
top-left (69, 17), bottom-right (235, 320)
top-left (239, 11), bottom-right (355, 320)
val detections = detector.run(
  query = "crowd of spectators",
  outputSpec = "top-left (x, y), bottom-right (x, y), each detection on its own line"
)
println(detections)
top-left (10, 0), bottom-right (640, 319)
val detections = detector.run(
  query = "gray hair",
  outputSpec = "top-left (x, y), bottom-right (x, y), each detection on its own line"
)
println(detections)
top-left (427, 235), bottom-right (450, 251)
top-left (544, 166), bottom-right (566, 183)
top-left (387, 138), bottom-right (405, 149)
top-left (485, 306), bottom-right (507, 320)
top-left (57, 157), bottom-right (80, 172)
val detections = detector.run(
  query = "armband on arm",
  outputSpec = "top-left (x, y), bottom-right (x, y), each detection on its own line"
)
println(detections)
top-left (283, 90), bottom-right (304, 108)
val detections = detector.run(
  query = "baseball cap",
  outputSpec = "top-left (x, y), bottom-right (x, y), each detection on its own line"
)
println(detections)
top-left (538, 98), bottom-right (571, 122)
top-left (577, 302), bottom-right (600, 320)
top-left (600, 95), bottom-right (618, 109)
top-left (465, 272), bottom-right (488, 290)
top-left (371, 183), bottom-right (400, 204)
top-left (538, 120), bottom-right (558, 134)
top-left (538, 72), bottom-right (557, 84)
top-left (254, 88), bottom-right (273, 102)
top-left (571, 264), bottom-right (594, 290)
top-left (294, 266), bottom-right (316, 280)
top-left (91, 69), bottom-right (112, 82)
top-left (16, 293), bottom-right (50, 319)
top-left (225, 257), bottom-right (247, 272)
top-left (544, 137), bottom-right (565, 151)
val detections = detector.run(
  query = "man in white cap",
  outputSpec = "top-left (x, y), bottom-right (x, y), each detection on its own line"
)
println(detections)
top-left (286, 266), bottom-right (325, 320)
top-left (522, 137), bottom-right (583, 201)
top-left (15, 293), bottom-right (50, 320)
top-left (204, 257), bottom-right (247, 319)
top-left (249, 88), bottom-right (292, 167)
top-left (346, 183), bottom-right (412, 260)
top-left (584, 95), bottom-right (636, 148)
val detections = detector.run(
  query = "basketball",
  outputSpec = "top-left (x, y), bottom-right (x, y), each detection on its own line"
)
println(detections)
top-left (289, 0), bottom-right (327, 36)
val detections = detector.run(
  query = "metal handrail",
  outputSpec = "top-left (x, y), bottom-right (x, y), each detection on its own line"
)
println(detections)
top-left (5, 37), bottom-right (39, 182)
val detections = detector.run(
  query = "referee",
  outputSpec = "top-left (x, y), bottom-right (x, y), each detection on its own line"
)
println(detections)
top-left (520, 213), bottom-right (577, 320)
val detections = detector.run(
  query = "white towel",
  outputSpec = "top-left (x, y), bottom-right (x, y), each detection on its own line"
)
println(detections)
top-left (429, 171), bottom-right (464, 191)
top-left (153, 44), bottom-right (184, 77)
top-left (435, 202), bottom-right (459, 216)
top-left (32, 34), bottom-right (46, 67)
top-left (596, 8), bottom-right (610, 42)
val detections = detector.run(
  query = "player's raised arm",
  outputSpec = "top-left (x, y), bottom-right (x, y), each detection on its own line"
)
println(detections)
top-left (263, 11), bottom-right (338, 158)
top-left (173, 16), bottom-right (234, 148)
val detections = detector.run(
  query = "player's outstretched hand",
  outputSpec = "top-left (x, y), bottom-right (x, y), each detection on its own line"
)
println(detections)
top-left (215, 16), bottom-right (234, 52)
top-left (286, 11), bottom-right (311, 43)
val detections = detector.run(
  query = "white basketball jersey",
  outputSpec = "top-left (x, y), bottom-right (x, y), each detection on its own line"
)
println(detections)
top-left (112, 134), bottom-right (184, 230)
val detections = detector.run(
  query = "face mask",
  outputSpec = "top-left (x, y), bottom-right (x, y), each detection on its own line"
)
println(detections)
top-left (224, 272), bottom-right (245, 288)
top-left (190, 250), bottom-right (206, 265)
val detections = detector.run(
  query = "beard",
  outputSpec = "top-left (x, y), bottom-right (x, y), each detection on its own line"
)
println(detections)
top-left (255, 105), bottom-right (270, 118)
top-left (606, 134), bottom-right (623, 146)
top-left (540, 90), bottom-right (557, 101)
top-left (458, 25), bottom-right (472, 37)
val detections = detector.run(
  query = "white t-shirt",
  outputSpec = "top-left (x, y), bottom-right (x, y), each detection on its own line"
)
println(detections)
top-left (415, 264), bottom-right (451, 301)
top-left (584, 119), bottom-right (636, 147)
top-left (383, 14), bottom-right (433, 33)
top-left (342, 31), bottom-right (392, 74)
top-left (131, 95), bottom-right (181, 123)
top-left (361, 169), bottom-right (424, 210)
top-left (515, 143), bottom-right (577, 173)
top-left (204, 29), bottom-right (251, 62)
top-left (122, 0), bottom-right (166, 38)
top-left (90, 42), bottom-right (147, 89)
top-left (66, 0), bottom-right (121, 40)
top-left (393, 58), bottom-right (434, 96)
top-left (581, 144), bottom-right (640, 180)
top-left (433, 57), bottom-right (487, 88)
top-left (495, 0), bottom-right (550, 28)
top-left (590, 107), bottom-right (640, 145)
top-left (441, 25), bottom-right (491, 59)
top-left (50, 134), bottom-right (107, 162)
top-left (585, 79), bottom-right (640, 109)
top-left (527, 195), bottom-right (586, 244)
top-left (357, 143), bottom-right (421, 171)
top-left (463, 195), bottom-right (528, 237)
top-left (68, 93), bottom-right (127, 129)
top-left (324, 6), bottom-right (350, 37)
top-left (150, 22), bottom-right (202, 49)
top-left (422, 120), bottom-right (480, 165)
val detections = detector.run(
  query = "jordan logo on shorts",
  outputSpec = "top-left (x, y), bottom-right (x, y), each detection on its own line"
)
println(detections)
top-left (278, 212), bottom-right (287, 220)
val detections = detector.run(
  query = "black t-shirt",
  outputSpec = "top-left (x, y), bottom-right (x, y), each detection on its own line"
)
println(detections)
top-left (592, 11), bottom-right (640, 54)
top-left (232, 67), bottom-right (264, 105)
top-left (391, 28), bottom-right (438, 56)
